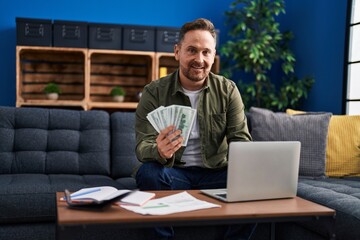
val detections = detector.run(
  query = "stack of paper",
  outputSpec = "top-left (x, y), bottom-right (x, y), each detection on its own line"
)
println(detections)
top-left (120, 191), bottom-right (221, 215)
top-left (147, 105), bottom-right (196, 146)
top-left (118, 191), bottom-right (155, 206)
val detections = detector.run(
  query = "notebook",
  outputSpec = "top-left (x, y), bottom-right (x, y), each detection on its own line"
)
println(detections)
top-left (201, 141), bottom-right (301, 202)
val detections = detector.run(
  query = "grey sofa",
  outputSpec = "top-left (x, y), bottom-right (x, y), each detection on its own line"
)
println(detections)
top-left (0, 106), bottom-right (140, 239)
top-left (0, 106), bottom-right (360, 240)
top-left (247, 107), bottom-right (360, 240)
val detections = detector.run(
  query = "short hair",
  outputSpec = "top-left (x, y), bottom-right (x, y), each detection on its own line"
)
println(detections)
top-left (178, 18), bottom-right (217, 45)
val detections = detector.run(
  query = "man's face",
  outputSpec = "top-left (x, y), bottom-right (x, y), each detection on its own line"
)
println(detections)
top-left (174, 30), bottom-right (216, 84)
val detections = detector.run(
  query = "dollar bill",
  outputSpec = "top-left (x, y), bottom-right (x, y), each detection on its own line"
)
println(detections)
top-left (176, 107), bottom-right (196, 146)
top-left (146, 105), bottom-right (196, 146)
top-left (147, 106), bottom-right (165, 133)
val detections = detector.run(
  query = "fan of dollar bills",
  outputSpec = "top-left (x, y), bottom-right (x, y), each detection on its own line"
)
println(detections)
top-left (147, 105), bottom-right (196, 146)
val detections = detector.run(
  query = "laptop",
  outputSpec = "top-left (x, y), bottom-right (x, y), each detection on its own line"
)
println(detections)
top-left (201, 141), bottom-right (301, 202)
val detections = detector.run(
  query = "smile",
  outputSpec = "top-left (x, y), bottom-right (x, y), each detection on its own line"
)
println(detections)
top-left (191, 65), bottom-right (204, 69)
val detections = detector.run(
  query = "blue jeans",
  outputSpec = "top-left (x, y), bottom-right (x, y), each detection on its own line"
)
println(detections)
top-left (136, 162), bottom-right (257, 239)
top-left (136, 162), bottom-right (227, 191)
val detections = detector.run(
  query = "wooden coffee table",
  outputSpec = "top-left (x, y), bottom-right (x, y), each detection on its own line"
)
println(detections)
top-left (56, 190), bottom-right (335, 240)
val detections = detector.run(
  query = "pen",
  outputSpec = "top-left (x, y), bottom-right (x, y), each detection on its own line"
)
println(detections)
top-left (142, 203), bottom-right (169, 209)
top-left (65, 188), bottom-right (101, 199)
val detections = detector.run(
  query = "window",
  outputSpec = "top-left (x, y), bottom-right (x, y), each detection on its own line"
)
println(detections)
top-left (345, 0), bottom-right (360, 114)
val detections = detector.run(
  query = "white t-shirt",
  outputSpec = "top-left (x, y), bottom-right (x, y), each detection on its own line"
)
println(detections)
top-left (181, 87), bottom-right (204, 167)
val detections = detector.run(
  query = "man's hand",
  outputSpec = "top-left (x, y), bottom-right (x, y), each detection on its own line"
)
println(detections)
top-left (156, 125), bottom-right (183, 159)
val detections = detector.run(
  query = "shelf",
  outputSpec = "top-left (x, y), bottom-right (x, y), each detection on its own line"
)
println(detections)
top-left (88, 49), bottom-right (154, 104)
top-left (87, 102), bottom-right (138, 110)
top-left (15, 100), bottom-right (87, 110)
top-left (16, 46), bottom-right (220, 111)
top-left (16, 46), bottom-right (86, 104)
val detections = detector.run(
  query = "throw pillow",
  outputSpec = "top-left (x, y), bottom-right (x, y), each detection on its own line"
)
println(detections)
top-left (287, 109), bottom-right (360, 177)
top-left (248, 107), bottom-right (332, 178)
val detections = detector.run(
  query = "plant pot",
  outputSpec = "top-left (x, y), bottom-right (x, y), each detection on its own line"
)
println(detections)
top-left (46, 93), bottom-right (59, 100)
top-left (112, 95), bottom-right (125, 102)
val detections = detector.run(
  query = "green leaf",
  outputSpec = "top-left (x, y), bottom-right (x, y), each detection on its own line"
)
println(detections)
top-left (220, 0), bottom-right (314, 112)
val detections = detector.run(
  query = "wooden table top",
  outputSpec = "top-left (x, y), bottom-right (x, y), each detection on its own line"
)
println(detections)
top-left (57, 190), bottom-right (335, 226)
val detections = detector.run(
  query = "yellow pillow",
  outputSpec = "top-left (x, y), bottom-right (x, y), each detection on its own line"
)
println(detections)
top-left (286, 109), bottom-right (306, 115)
top-left (286, 109), bottom-right (360, 177)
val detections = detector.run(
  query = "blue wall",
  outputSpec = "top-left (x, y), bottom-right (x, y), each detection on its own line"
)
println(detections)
top-left (0, 0), bottom-right (347, 114)
top-left (280, 0), bottom-right (348, 114)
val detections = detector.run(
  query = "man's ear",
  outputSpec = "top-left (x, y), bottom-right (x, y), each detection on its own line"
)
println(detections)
top-left (174, 44), bottom-right (180, 61)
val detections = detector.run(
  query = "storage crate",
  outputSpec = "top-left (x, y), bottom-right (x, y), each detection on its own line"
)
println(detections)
top-left (17, 47), bottom-right (86, 102)
top-left (123, 25), bottom-right (155, 51)
top-left (89, 51), bottom-right (154, 103)
top-left (53, 20), bottom-right (88, 48)
top-left (16, 17), bottom-right (52, 46)
top-left (88, 23), bottom-right (122, 50)
top-left (156, 27), bottom-right (180, 53)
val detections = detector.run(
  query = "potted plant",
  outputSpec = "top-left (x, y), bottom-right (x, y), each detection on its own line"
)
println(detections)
top-left (110, 86), bottom-right (126, 102)
top-left (43, 82), bottom-right (61, 100)
top-left (220, 0), bottom-right (314, 111)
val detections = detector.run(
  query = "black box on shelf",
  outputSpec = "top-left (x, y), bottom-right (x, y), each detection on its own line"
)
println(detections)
top-left (53, 20), bottom-right (88, 48)
top-left (123, 25), bottom-right (155, 51)
top-left (16, 17), bottom-right (52, 46)
top-left (156, 27), bottom-right (180, 53)
top-left (88, 23), bottom-right (122, 50)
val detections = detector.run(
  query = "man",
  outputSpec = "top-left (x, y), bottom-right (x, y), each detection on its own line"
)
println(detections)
top-left (135, 18), bottom-right (254, 239)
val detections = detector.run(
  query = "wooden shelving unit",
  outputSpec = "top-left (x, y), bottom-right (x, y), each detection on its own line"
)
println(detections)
top-left (16, 46), bottom-right (220, 111)
top-left (16, 46), bottom-right (87, 109)
top-left (87, 49), bottom-right (155, 110)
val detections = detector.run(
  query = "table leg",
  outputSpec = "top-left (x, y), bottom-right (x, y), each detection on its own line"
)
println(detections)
top-left (270, 222), bottom-right (275, 240)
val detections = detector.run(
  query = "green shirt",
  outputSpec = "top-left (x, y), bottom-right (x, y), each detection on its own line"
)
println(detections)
top-left (135, 70), bottom-right (252, 169)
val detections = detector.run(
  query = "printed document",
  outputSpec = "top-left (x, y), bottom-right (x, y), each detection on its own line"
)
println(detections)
top-left (120, 191), bottom-right (221, 215)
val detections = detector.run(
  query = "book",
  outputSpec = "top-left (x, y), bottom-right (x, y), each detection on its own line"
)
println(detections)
top-left (62, 186), bottom-right (155, 208)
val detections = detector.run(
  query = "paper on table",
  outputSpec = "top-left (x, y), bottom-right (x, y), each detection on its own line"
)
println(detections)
top-left (116, 191), bottom-right (155, 206)
top-left (120, 191), bottom-right (221, 215)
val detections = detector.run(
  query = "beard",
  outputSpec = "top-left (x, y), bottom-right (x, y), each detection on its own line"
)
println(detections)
top-left (181, 60), bottom-right (210, 82)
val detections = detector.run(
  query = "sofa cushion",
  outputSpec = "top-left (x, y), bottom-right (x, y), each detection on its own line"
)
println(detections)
top-left (0, 223), bottom-right (55, 240)
top-left (0, 174), bottom-right (124, 224)
top-left (111, 111), bottom-right (141, 180)
top-left (297, 177), bottom-right (360, 239)
top-left (247, 107), bottom-right (332, 178)
top-left (0, 107), bottom-right (111, 175)
top-left (326, 115), bottom-right (360, 177)
top-left (287, 109), bottom-right (360, 177)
